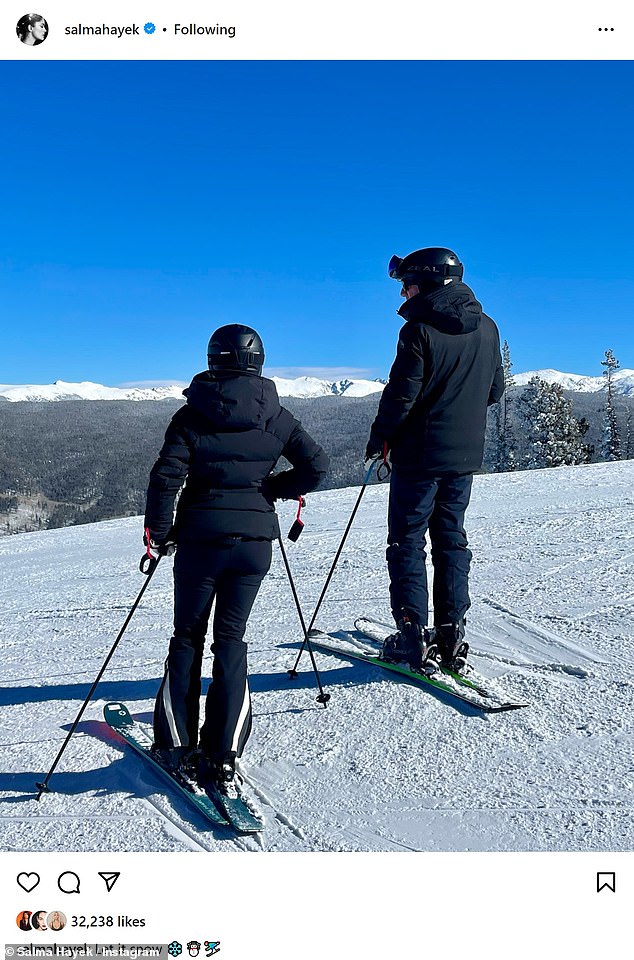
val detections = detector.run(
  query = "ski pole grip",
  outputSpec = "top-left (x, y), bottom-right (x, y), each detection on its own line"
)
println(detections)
top-left (139, 554), bottom-right (159, 575)
top-left (376, 442), bottom-right (391, 481)
top-left (287, 497), bottom-right (305, 542)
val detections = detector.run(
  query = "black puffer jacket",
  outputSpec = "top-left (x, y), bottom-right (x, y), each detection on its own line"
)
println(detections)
top-left (369, 281), bottom-right (504, 474)
top-left (145, 372), bottom-right (329, 542)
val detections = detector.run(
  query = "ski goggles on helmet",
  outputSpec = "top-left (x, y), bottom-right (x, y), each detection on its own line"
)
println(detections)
top-left (388, 257), bottom-right (419, 289)
top-left (388, 254), bottom-right (404, 279)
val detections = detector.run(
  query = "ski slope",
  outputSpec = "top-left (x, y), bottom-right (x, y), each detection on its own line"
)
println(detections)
top-left (1, 461), bottom-right (633, 853)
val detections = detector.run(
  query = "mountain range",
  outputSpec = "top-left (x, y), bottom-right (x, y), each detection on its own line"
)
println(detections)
top-left (0, 368), bottom-right (633, 402)
top-left (0, 376), bottom-right (386, 402)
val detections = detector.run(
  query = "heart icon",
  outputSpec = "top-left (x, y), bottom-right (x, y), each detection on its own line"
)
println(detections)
top-left (17, 872), bottom-right (40, 893)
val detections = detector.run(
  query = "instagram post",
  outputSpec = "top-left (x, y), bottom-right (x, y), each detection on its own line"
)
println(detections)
top-left (1, 5), bottom-right (633, 957)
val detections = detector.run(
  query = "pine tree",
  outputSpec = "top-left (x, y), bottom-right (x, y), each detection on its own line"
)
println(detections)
top-left (495, 339), bottom-right (518, 472)
top-left (600, 349), bottom-right (621, 460)
top-left (624, 407), bottom-right (632, 460)
top-left (518, 376), bottom-right (591, 468)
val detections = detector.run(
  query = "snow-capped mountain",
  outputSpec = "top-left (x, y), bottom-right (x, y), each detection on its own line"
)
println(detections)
top-left (0, 380), bottom-right (186, 402)
top-left (512, 368), bottom-right (634, 396)
top-left (0, 369), bottom-right (632, 402)
top-left (0, 377), bottom-right (387, 402)
top-left (270, 376), bottom-right (385, 398)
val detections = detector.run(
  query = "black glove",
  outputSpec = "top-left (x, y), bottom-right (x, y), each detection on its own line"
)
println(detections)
top-left (143, 529), bottom-right (176, 558)
top-left (364, 440), bottom-right (385, 470)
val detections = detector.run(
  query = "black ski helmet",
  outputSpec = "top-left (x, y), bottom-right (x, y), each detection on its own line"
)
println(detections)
top-left (388, 247), bottom-right (464, 286)
top-left (207, 324), bottom-right (265, 376)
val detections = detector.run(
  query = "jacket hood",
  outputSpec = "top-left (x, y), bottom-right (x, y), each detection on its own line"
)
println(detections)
top-left (397, 280), bottom-right (483, 334)
top-left (184, 371), bottom-right (281, 429)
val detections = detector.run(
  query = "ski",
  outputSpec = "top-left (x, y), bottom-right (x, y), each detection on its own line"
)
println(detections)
top-left (103, 702), bottom-right (229, 829)
top-left (197, 774), bottom-right (263, 835)
top-left (354, 615), bottom-right (499, 700)
top-left (307, 631), bottom-right (527, 712)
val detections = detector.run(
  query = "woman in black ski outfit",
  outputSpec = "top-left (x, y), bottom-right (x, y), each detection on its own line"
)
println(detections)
top-left (144, 325), bottom-right (329, 796)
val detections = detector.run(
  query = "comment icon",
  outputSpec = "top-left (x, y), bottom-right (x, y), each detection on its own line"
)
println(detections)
top-left (57, 871), bottom-right (81, 894)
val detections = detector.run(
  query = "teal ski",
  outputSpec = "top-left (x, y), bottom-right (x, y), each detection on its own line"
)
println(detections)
top-left (197, 775), bottom-right (263, 835)
top-left (103, 702), bottom-right (229, 828)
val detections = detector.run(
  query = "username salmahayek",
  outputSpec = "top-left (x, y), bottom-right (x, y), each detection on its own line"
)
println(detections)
top-left (64, 23), bottom-right (237, 38)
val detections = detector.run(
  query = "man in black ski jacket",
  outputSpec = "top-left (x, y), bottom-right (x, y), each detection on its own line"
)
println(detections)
top-left (144, 324), bottom-right (329, 797)
top-left (366, 247), bottom-right (504, 673)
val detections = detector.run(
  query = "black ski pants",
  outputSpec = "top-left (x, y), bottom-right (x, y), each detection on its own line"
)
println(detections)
top-left (387, 466), bottom-right (473, 627)
top-left (154, 537), bottom-right (271, 762)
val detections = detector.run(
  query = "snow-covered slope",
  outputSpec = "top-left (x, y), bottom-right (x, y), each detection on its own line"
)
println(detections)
top-left (1, 460), bottom-right (633, 853)
top-left (2, 369), bottom-right (632, 402)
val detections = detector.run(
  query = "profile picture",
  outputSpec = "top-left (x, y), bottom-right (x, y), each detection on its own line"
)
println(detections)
top-left (30, 910), bottom-right (48, 931)
top-left (16, 911), bottom-right (32, 931)
top-left (47, 911), bottom-right (67, 931)
top-left (16, 13), bottom-right (49, 45)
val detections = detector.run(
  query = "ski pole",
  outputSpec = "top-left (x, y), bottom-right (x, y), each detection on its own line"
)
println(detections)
top-left (35, 553), bottom-right (161, 800)
top-left (277, 535), bottom-right (330, 706)
top-left (288, 459), bottom-right (378, 677)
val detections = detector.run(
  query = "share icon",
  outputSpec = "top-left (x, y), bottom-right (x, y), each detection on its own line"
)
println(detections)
top-left (98, 872), bottom-right (121, 892)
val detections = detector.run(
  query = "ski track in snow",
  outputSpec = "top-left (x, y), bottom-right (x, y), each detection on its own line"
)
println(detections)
top-left (1, 460), bottom-right (633, 852)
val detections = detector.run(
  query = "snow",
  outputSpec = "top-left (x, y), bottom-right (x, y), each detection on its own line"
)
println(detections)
top-left (1, 460), bottom-right (633, 852)
top-left (0, 376), bottom-right (385, 402)
top-left (270, 376), bottom-right (385, 398)
top-left (513, 367), bottom-right (634, 395)
top-left (0, 380), bottom-right (186, 402)
top-left (2, 368), bottom-right (633, 402)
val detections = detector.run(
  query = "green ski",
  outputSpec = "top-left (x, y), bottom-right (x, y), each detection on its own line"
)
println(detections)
top-left (307, 631), bottom-right (527, 713)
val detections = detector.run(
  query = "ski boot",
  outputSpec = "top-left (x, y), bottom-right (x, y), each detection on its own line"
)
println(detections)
top-left (198, 755), bottom-right (240, 800)
top-left (435, 621), bottom-right (469, 673)
top-left (381, 616), bottom-right (438, 673)
top-left (151, 746), bottom-right (202, 794)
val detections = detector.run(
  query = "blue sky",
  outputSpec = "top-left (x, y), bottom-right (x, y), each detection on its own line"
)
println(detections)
top-left (1, 60), bottom-right (633, 384)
